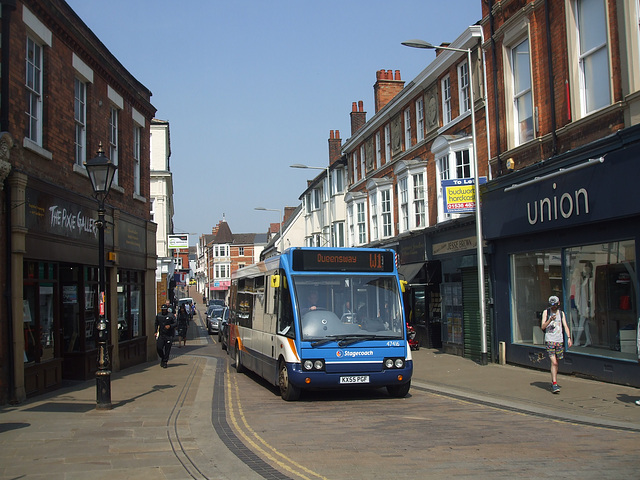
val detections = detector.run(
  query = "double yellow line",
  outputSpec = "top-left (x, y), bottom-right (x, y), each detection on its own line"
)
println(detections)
top-left (225, 363), bottom-right (328, 480)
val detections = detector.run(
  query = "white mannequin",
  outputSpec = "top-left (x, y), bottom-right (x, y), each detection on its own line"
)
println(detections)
top-left (573, 261), bottom-right (593, 347)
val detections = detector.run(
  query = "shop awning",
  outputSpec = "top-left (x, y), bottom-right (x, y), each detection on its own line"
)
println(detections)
top-left (397, 262), bottom-right (425, 283)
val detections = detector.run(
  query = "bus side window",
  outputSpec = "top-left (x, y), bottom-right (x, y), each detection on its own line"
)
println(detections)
top-left (277, 272), bottom-right (295, 338)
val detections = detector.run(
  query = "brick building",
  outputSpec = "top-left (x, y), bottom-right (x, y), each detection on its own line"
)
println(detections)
top-left (0, 0), bottom-right (157, 402)
top-left (480, 0), bottom-right (640, 385)
top-left (339, 25), bottom-right (489, 358)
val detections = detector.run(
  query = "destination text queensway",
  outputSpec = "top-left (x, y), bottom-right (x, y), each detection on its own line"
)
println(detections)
top-left (316, 253), bottom-right (357, 264)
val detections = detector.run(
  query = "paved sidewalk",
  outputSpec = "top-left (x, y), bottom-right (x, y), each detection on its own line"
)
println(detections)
top-left (2, 314), bottom-right (640, 478)
top-left (410, 348), bottom-right (640, 431)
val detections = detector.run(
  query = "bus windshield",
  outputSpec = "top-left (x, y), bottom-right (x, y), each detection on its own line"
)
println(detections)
top-left (292, 274), bottom-right (404, 342)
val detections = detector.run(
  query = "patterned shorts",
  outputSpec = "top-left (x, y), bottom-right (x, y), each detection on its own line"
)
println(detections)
top-left (546, 341), bottom-right (564, 360)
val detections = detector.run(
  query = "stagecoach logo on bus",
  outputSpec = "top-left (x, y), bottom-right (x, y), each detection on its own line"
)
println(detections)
top-left (336, 350), bottom-right (374, 358)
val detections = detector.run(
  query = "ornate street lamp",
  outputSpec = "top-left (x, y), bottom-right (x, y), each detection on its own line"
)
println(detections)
top-left (84, 143), bottom-right (117, 409)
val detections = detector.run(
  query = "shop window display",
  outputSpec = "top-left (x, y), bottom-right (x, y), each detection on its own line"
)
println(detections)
top-left (23, 262), bottom-right (57, 363)
top-left (117, 269), bottom-right (144, 341)
top-left (511, 240), bottom-right (637, 360)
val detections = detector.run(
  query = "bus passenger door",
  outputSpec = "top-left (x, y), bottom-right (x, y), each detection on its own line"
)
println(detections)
top-left (264, 275), bottom-right (278, 360)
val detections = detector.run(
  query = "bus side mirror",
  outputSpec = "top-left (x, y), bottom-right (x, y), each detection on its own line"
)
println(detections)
top-left (271, 275), bottom-right (280, 289)
top-left (400, 280), bottom-right (407, 293)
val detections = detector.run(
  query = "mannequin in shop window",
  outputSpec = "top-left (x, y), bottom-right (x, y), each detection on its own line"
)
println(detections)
top-left (572, 261), bottom-right (593, 347)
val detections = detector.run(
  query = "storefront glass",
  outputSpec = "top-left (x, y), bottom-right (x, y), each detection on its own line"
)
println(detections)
top-left (23, 262), bottom-right (57, 363)
top-left (511, 240), bottom-right (637, 360)
top-left (117, 269), bottom-right (144, 341)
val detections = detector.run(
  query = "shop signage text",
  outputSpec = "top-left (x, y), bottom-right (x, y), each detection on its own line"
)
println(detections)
top-left (527, 183), bottom-right (589, 225)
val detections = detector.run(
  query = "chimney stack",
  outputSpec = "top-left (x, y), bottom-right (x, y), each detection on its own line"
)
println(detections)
top-left (328, 130), bottom-right (342, 165)
top-left (374, 69), bottom-right (404, 113)
top-left (350, 101), bottom-right (366, 135)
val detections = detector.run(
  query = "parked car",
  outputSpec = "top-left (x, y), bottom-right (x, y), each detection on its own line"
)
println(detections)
top-left (208, 299), bottom-right (225, 307)
top-left (207, 306), bottom-right (228, 335)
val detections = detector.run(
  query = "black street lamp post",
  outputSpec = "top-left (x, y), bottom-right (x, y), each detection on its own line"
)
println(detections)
top-left (84, 143), bottom-right (117, 410)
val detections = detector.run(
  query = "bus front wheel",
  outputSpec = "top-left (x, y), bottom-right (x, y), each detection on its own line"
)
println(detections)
top-left (387, 381), bottom-right (411, 398)
top-left (278, 361), bottom-right (300, 401)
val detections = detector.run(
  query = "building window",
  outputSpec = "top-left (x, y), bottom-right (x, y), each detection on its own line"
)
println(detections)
top-left (312, 188), bottom-right (321, 211)
top-left (381, 189), bottom-right (392, 237)
top-left (575, 0), bottom-right (611, 114)
top-left (334, 168), bottom-right (344, 194)
top-left (399, 177), bottom-right (409, 231)
top-left (74, 78), bottom-right (87, 166)
top-left (352, 151), bottom-right (358, 182)
top-left (437, 155), bottom-right (452, 222)
top-left (384, 124), bottom-right (391, 163)
top-left (458, 60), bottom-right (470, 114)
top-left (416, 97), bottom-right (425, 142)
top-left (456, 149), bottom-right (471, 178)
top-left (370, 192), bottom-right (378, 241)
top-left (109, 107), bottom-right (119, 184)
top-left (25, 36), bottom-right (43, 144)
top-left (133, 126), bottom-right (142, 194)
top-left (404, 108), bottom-right (412, 150)
top-left (442, 75), bottom-right (452, 124)
top-left (239, 246), bottom-right (245, 256)
top-left (360, 145), bottom-right (366, 178)
top-left (412, 173), bottom-right (425, 228)
top-left (375, 132), bottom-right (382, 167)
top-left (356, 201), bottom-right (366, 244)
top-left (510, 37), bottom-right (534, 145)
top-left (333, 221), bottom-right (345, 247)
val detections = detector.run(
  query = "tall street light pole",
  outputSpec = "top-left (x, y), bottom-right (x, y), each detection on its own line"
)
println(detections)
top-left (290, 164), bottom-right (332, 247)
top-left (254, 207), bottom-right (282, 252)
top-left (84, 143), bottom-right (118, 409)
top-left (402, 39), bottom-right (488, 365)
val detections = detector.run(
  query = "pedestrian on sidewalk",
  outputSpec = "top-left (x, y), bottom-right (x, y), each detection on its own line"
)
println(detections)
top-left (541, 295), bottom-right (572, 393)
top-left (177, 304), bottom-right (189, 347)
top-left (155, 304), bottom-right (176, 368)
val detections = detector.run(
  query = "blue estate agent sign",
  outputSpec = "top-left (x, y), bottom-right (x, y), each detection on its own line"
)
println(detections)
top-left (442, 177), bottom-right (487, 214)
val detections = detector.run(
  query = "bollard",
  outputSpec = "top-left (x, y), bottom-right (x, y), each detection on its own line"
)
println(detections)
top-left (499, 341), bottom-right (506, 365)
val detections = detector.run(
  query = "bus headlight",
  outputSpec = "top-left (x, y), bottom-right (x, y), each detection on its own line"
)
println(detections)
top-left (383, 358), bottom-right (405, 369)
top-left (302, 359), bottom-right (325, 371)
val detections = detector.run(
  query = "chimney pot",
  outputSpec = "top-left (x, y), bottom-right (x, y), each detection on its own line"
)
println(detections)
top-left (352, 101), bottom-right (357, 112)
top-left (336, 130), bottom-right (340, 139)
top-left (358, 100), bottom-right (363, 112)
top-left (394, 70), bottom-right (401, 80)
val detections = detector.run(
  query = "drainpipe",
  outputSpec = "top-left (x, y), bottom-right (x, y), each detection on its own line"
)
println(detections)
top-left (1, 0), bottom-right (17, 404)
top-left (545, 0), bottom-right (558, 156)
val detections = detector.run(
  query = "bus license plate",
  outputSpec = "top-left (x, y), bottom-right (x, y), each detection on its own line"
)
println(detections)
top-left (340, 375), bottom-right (370, 384)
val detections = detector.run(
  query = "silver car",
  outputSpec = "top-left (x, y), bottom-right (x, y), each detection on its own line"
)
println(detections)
top-left (207, 306), bottom-right (227, 335)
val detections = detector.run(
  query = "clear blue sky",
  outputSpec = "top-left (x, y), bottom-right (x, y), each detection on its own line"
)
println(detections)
top-left (67, 0), bottom-right (481, 241)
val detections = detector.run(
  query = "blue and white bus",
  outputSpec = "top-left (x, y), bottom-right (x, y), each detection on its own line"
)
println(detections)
top-left (227, 247), bottom-right (413, 401)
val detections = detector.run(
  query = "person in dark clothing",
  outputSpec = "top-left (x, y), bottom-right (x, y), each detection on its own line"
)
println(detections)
top-left (177, 304), bottom-right (189, 347)
top-left (155, 304), bottom-right (176, 368)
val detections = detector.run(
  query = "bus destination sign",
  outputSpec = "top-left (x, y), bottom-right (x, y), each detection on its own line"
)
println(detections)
top-left (292, 249), bottom-right (395, 272)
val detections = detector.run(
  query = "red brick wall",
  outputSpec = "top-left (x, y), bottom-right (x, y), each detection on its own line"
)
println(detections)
top-left (7, 1), bottom-right (155, 220)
